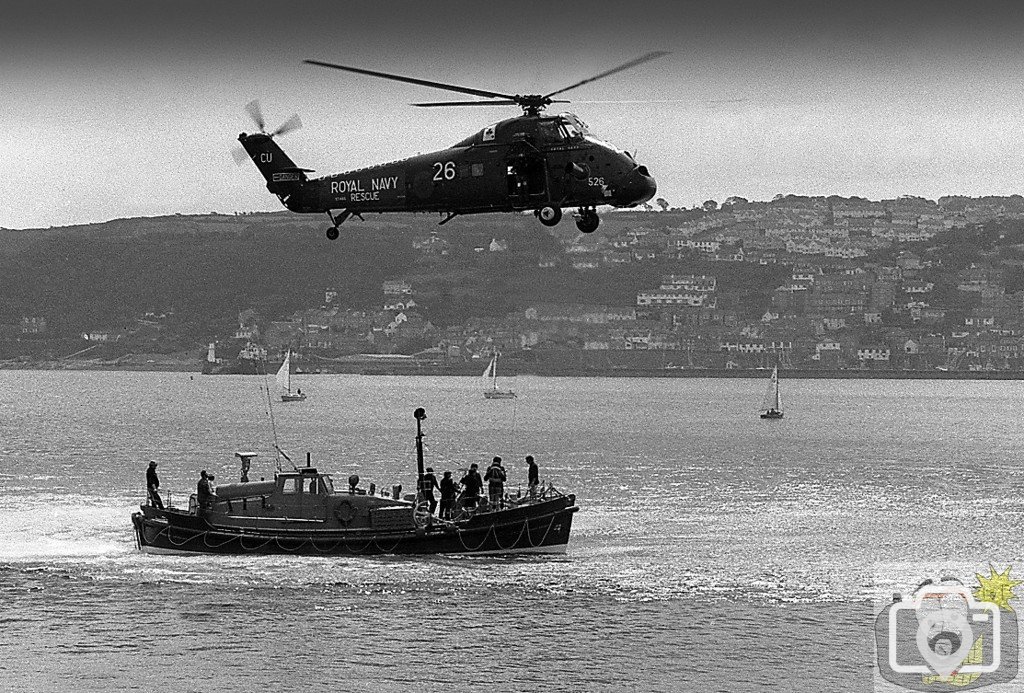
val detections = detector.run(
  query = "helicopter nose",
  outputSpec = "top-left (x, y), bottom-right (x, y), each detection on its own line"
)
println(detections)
top-left (622, 165), bottom-right (657, 205)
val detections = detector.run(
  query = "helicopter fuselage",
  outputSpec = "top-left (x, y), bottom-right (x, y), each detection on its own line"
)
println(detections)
top-left (240, 112), bottom-right (656, 235)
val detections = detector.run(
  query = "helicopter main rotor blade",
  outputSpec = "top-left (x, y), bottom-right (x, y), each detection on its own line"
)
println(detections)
top-left (411, 99), bottom-right (569, 108)
top-left (572, 98), bottom-right (746, 105)
top-left (543, 51), bottom-right (670, 100)
top-left (305, 59), bottom-right (516, 102)
top-left (244, 100), bottom-right (266, 132)
top-left (412, 100), bottom-right (519, 108)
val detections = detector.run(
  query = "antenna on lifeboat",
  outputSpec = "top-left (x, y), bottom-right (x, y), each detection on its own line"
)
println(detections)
top-left (414, 408), bottom-right (427, 484)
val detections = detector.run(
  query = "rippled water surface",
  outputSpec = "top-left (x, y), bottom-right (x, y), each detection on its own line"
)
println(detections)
top-left (2, 372), bottom-right (1023, 691)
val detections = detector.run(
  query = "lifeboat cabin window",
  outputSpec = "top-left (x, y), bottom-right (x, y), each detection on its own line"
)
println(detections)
top-left (281, 478), bottom-right (297, 494)
top-left (306, 478), bottom-right (319, 495)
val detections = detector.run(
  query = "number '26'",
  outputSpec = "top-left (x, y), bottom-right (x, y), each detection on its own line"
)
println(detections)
top-left (432, 161), bottom-right (456, 181)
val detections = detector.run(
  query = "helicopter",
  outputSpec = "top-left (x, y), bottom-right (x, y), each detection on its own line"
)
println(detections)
top-left (236, 53), bottom-right (665, 239)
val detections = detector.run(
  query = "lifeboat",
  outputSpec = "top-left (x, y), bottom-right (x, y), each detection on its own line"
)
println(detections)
top-left (130, 408), bottom-right (579, 556)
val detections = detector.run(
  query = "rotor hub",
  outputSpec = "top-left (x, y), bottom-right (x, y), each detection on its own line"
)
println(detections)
top-left (517, 95), bottom-right (551, 116)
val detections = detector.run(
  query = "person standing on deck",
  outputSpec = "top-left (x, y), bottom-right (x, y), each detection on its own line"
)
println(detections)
top-left (146, 461), bottom-right (164, 509)
top-left (196, 470), bottom-right (218, 513)
top-left (526, 455), bottom-right (539, 497)
top-left (439, 471), bottom-right (458, 519)
top-left (459, 463), bottom-right (484, 509)
top-left (419, 467), bottom-right (440, 514)
top-left (484, 456), bottom-right (507, 509)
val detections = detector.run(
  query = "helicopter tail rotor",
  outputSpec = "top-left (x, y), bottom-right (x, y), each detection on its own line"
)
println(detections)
top-left (231, 146), bottom-right (251, 166)
top-left (244, 100), bottom-right (266, 132)
top-left (272, 113), bottom-right (303, 138)
top-left (233, 101), bottom-right (304, 166)
top-left (235, 128), bottom-right (315, 197)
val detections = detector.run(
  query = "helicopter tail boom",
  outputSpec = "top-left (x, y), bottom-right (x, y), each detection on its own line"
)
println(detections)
top-left (237, 132), bottom-right (312, 198)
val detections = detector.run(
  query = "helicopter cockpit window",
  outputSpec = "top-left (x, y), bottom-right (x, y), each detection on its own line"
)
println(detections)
top-left (536, 121), bottom-right (564, 144)
top-left (559, 120), bottom-right (583, 141)
top-left (560, 114), bottom-right (590, 137)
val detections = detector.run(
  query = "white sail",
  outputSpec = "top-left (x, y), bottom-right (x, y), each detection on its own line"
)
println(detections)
top-left (761, 366), bottom-right (780, 411)
top-left (482, 353), bottom-right (515, 398)
top-left (276, 351), bottom-right (292, 394)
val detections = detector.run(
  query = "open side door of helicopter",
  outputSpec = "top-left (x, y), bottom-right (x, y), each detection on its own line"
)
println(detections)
top-left (501, 116), bottom-right (596, 227)
top-left (506, 139), bottom-right (549, 208)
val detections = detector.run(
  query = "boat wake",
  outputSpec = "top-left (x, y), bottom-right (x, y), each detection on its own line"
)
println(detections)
top-left (0, 495), bottom-right (134, 561)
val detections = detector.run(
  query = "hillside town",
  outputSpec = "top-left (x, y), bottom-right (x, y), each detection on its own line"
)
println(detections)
top-left (203, 195), bottom-right (1024, 373)
top-left (7, 194), bottom-right (1024, 374)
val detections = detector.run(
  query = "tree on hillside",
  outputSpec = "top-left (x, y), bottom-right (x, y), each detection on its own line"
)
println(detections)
top-left (0, 223), bottom-right (420, 336)
top-left (1003, 265), bottom-right (1024, 294)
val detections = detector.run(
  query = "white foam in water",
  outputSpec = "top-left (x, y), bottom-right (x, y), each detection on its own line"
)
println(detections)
top-left (0, 495), bottom-right (135, 561)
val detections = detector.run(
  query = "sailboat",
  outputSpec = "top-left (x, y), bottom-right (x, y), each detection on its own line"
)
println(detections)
top-left (482, 352), bottom-right (515, 400)
top-left (760, 366), bottom-right (783, 419)
top-left (277, 350), bottom-right (307, 402)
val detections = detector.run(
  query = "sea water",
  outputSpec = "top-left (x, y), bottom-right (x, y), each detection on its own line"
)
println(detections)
top-left (1, 371), bottom-right (1023, 692)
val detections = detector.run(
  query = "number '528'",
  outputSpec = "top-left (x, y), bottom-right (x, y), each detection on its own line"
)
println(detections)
top-left (433, 161), bottom-right (456, 181)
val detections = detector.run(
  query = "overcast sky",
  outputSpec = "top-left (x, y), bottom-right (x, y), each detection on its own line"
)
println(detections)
top-left (4, 0), bottom-right (1024, 229)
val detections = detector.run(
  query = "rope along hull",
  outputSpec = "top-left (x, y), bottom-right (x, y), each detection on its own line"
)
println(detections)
top-left (132, 496), bottom-right (578, 556)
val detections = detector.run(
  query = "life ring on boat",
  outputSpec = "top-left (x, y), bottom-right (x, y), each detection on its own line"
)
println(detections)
top-left (334, 500), bottom-right (357, 525)
top-left (413, 499), bottom-right (432, 529)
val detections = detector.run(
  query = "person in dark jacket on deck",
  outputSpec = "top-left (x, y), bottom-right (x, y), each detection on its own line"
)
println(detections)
top-left (419, 467), bottom-right (440, 514)
top-left (146, 461), bottom-right (164, 509)
top-left (439, 471), bottom-right (458, 519)
top-left (196, 470), bottom-right (218, 513)
top-left (526, 455), bottom-right (539, 497)
top-left (459, 463), bottom-right (484, 509)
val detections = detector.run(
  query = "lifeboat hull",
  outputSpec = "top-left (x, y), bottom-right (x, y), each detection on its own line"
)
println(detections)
top-left (131, 495), bottom-right (578, 556)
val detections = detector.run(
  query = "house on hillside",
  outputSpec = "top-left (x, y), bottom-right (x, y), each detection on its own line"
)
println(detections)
top-left (81, 329), bottom-right (128, 342)
top-left (235, 309), bottom-right (260, 340)
top-left (20, 317), bottom-right (47, 334)
top-left (857, 346), bottom-right (891, 363)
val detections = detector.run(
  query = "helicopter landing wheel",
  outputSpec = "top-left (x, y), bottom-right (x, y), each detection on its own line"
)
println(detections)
top-left (326, 226), bottom-right (340, 241)
top-left (576, 208), bottom-right (600, 233)
top-left (536, 206), bottom-right (562, 227)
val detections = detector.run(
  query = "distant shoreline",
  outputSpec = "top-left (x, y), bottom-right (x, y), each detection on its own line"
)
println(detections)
top-left (2, 360), bottom-right (1022, 380)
